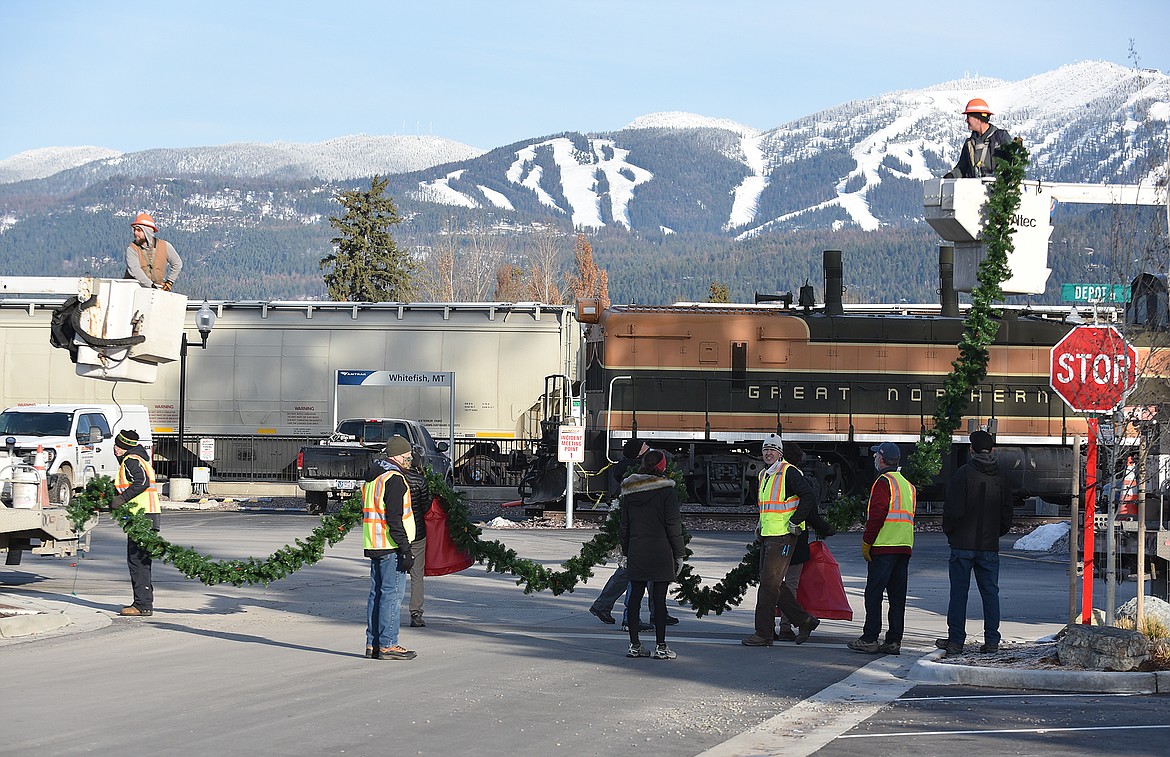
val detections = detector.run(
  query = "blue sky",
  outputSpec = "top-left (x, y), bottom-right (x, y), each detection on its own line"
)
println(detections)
top-left (1, 0), bottom-right (1167, 159)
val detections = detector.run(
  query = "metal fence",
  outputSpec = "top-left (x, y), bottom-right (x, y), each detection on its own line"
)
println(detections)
top-left (152, 434), bottom-right (539, 487)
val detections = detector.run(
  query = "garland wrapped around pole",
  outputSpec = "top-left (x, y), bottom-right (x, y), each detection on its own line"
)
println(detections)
top-left (903, 140), bottom-right (1030, 487)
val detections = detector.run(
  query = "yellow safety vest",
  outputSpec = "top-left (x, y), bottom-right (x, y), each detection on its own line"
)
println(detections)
top-left (870, 471), bottom-right (916, 548)
top-left (362, 467), bottom-right (415, 550)
top-left (115, 452), bottom-right (159, 514)
top-left (758, 461), bottom-right (800, 536)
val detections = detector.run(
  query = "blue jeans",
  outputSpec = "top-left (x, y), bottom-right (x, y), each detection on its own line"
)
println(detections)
top-left (367, 552), bottom-right (406, 650)
top-left (861, 552), bottom-right (910, 644)
top-left (590, 566), bottom-right (655, 622)
top-left (947, 548), bottom-right (1001, 646)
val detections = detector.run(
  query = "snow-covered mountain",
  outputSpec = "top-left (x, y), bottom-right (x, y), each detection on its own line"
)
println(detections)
top-left (0, 134), bottom-right (484, 185)
top-left (0, 146), bottom-right (122, 183)
top-left (0, 61), bottom-right (1165, 268)
top-left (388, 61), bottom-right (1169, 238)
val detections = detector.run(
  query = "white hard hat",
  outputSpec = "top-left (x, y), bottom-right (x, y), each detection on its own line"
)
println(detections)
top-left (762, 433), bottom-right (783, 451)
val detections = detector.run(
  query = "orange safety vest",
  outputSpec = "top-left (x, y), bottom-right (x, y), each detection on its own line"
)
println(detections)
top-left (115, 452), bottom-right (160, 514)
top-left (362, 467), bottom-right (415, 550)
top-left (870, 471), bottom-right (916, 548)
top-left (134, 239), bottom-right (173, 285)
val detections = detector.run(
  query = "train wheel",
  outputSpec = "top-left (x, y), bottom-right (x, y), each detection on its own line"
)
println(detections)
top-left (459, 455), bottom-right (501, 486)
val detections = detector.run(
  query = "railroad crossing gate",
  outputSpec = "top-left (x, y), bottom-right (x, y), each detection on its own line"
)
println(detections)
top-left (1049, 325), bottom-right (1137, 413)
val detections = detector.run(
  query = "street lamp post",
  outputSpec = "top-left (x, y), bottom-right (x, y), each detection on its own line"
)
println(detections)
top-left (177, 301), bottom-right (217, 480)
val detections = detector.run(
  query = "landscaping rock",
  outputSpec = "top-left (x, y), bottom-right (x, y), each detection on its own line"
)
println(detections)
top-left (1115, 595), bottom-right (1170, 634)
top-left (1058, 624), bottom-right (1149, 671)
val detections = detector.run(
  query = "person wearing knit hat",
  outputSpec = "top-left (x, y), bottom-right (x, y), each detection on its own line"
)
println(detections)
top-left (589, 438), bottom-right (678, 630)
top-left (936, 430), bottom-right (1013, 656)
top-left (361, 435), bottom-right (417, 660)
top-left (110, 428), bottom-right (161, 617)
top-left (125, 210), bottom-right (183, 291)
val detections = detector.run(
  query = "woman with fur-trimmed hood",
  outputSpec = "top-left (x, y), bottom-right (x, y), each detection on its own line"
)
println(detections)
top-left (619, 449), bottom-right (686, 660)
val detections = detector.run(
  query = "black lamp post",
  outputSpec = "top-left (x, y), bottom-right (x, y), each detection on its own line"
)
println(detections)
top-left (177, 301), bottom-right (217, 479)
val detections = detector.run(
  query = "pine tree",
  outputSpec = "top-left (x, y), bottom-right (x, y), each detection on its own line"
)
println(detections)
top-left (320, 175), bottom-right (415, 302)
top-left (708, 281), bottom-right (731, 303)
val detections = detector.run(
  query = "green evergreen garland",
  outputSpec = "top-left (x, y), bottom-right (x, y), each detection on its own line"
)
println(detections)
top-left (67, 154), bottom-right (1028, 605)
top-left (68, 478), bottom-right (362, 587)
top-left (903, 141), bottom-right (1030, 486)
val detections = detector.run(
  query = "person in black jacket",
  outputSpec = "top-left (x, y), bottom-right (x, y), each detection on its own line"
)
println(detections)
top-left (589, 438), bottom-right (676, 631)
top-left (403, 446), bottom-right (433, 628)
top-left (943, 98), bottom-right (1012, 179)
top-left (620, 449), bottom-right (686, 660)
top-left (937, 430), bottom-right (1014, 655)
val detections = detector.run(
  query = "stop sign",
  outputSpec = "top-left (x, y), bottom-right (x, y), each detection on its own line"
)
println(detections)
top-left (1050, 325), bottom-right (1138, 412)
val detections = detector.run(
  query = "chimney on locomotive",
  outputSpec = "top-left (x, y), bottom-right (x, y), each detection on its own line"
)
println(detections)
top-left (823, 249), bottom-right (844, 316)
top-left (939, 245), bottom-right (959, 317)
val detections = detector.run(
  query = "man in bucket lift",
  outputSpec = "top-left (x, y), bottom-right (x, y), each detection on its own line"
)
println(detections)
top-left (943, 98), bottom-right (1013, 179)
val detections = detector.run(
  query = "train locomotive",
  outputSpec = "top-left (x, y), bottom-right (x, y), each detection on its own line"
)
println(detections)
top-left (569, 249), bottom-right (1150, 509)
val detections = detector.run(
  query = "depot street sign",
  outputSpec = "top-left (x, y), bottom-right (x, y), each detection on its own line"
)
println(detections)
top-left (1060, 283), bottom-right (1130, 303)
top-left (1050, 325), bottom-right (1138, 413)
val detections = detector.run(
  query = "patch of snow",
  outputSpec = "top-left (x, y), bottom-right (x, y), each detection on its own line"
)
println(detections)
top-left (484, 516), bottom-right (521, 529)
top-left (725, 133), bottom-right (769, 230)
top-left (477, 184), bottom-right (514, 210)
top-left (1013, 522), bottom-right (1070, 551)
top-left (623, 111), bottom-right (761, 137)
top-left (506, 137), bottom-right (652, 229)
top-left (411, 170), bottom-right (480, 208)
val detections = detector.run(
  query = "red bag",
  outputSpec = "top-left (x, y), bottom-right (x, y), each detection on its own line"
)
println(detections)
top-left (794, 541), bottom-right (853, 621)
top-left (423, 497), bottom-right (474, 576)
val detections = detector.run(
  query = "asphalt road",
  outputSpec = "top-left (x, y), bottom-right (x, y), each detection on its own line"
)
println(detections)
top-left (1, 513), bottom-right (1164, 756)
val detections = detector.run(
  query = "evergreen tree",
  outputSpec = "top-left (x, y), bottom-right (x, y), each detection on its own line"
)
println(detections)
top-left (320, 175), bottom-right (415, 302)
top-left (707, 281), bottom-right (731, 303)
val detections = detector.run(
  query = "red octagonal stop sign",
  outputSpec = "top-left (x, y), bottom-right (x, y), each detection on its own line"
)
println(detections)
top-left (1050, 325), bottom-right (1138, 412)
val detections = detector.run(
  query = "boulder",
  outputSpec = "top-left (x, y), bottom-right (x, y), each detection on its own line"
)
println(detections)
top-left (1115, 595), bottom-right (1170, 636)
top-left (1057, 624), bottom-right (1149, 671)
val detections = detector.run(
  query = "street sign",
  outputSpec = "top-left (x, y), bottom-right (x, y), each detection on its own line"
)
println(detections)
top-left (557, 424), bottom-right (585, 463)
top-left (1060, 283), bottom-right (1130, 303)
top-left (1050, 325), bottom-right (1138, 413)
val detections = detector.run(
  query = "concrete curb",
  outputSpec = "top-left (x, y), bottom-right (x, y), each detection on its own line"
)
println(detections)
top-left (0, 611), bottom-right (72, 638)
top-left (0, 596), bottom-right (112, 642)
top-left (909, 648), bottom-right (1163, 694)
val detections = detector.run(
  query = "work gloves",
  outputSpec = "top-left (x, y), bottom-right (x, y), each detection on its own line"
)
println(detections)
top-left (396, 546), bottom-right (415, 573)
top-left (861, 542), bottom-right (872, 562)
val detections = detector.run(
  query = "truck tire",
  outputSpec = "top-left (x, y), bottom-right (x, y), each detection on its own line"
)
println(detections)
top-left (50, 467), bottom-right (73, 507)
top-left (306, 490), bottom-right (328, 515)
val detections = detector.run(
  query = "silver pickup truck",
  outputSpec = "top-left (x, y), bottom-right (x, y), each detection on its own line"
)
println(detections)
top-left (296, 418), bottom-right (452, 514)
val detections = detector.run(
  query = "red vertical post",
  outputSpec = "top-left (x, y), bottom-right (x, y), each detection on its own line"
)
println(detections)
top-left (1081, 416), bottom-right (1098, 624)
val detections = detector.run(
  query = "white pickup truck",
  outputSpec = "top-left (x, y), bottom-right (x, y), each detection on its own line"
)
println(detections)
top-left (0, 404), bottom-right (149, 564)
top-left (0, 404), bottom-right (152, 507)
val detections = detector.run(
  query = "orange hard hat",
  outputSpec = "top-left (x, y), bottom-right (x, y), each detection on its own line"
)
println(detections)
top-left (962, 98), bottom-right (994, 116)
top-left (131, 212), bottom-right (158, 231)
